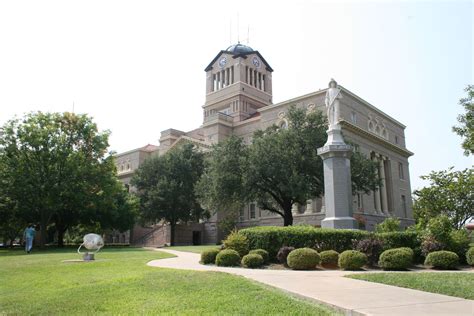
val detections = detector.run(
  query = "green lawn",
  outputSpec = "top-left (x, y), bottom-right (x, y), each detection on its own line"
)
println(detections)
top-left (0, 248), bottom-right (337, 315)
top-left (163, 244), bottom-right (221, 253)
top-left (347, 272), bottom-right (474, 300)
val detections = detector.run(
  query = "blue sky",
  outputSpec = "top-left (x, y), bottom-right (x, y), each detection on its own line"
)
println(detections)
top-left (0, 0), bottom-right (472, 191)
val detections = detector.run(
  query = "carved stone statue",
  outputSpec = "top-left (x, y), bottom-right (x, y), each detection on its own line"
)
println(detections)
top-left (325, 78), bottom-right (342, 130)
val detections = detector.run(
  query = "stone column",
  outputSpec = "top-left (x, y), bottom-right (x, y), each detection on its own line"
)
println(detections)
top-left (379, 156), bottom-right (389, 214)
top-left (305, 199), bottom-right (314, 214)
top-left (373, 156), bottom-right (382, 214)
top-left (317, 129), bottom-right (356, 229)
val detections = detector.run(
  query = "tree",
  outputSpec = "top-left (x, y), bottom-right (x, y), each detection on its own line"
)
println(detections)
top-left (196, 136), bottom-right (248, 235)
top-left (198, 106), bottom-right (379, 226)
top-left (452, 85), bottom-right (474, 156)
top-left (131, 143), bottom-right (208, 245)
top-left (413, 167), bottom-right (473, 230)
top-left (0, 112), bottom-right (136, 247)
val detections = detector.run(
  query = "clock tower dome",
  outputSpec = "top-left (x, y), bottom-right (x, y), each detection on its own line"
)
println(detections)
top-left (202, 43), bottom-right (273, 125)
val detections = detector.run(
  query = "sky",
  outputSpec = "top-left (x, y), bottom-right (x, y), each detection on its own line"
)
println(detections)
top-left (0, 0), bottom-right (472, 191)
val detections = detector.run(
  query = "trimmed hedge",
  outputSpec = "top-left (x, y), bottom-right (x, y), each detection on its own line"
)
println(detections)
top-left (241, 253), bottom-right (264, 268)
top-left (467, 247), bottom-right (474, 266)
top-left (239, 226), bottom-right (370, 257)
top-left (377, 231), bottom-right (421, 262)
top-left (287, 248), bottom-right (320, 270)
top-left (200, 249), bottom-right (220, 264)
top-left (320, 250), bottom-right (339, 268)
top-left (215, 249), bottom-right (241, 267)
top-left (338, 250), bottom-right (367, 270)
top-left (249, 249), bottom-right (269, 264)
top-left (378, 247), bottom-right (414, 270)
top-left (424, 251), bottom-right (459, 269)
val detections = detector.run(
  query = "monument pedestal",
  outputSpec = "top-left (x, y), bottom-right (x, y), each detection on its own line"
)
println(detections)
top-left (317, 129), bottom-right (356, 229)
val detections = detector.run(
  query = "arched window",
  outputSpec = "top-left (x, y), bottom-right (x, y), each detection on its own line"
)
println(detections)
top-left (279, 120), bottom-right (288, 129)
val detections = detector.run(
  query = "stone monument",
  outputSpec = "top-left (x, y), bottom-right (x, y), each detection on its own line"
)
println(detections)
top-left (317, 79), bottom-right (357, 229)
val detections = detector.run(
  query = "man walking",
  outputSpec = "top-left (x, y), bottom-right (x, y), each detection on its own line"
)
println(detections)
top-left (23, 224), bottom-right (36, 253)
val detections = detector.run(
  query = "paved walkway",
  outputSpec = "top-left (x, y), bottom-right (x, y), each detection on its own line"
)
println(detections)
top-left (147, 249), bottom-right (474, 316)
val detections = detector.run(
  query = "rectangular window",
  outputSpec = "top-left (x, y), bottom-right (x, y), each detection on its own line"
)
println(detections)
top-left (395, 135), bottom-right (399, 144)
top-left (357, 193), bottom-right (363, 209)
top-left (250, 203), bottom-right (256, 219)
top-left (398, 162), bottom-right (404, 180)
top-left (351, 111), bottom-right (357, 124)
top-left (239, 208), bottom-right (244, 221)
top-left (401, 195), bottom-right (407, 218)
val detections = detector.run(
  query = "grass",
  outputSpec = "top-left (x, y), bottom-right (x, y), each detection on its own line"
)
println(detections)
top-left (0, 248), bottom-right (337, 315)
top-left (163, 244), bottom-right (220, 253)
top-left (347, 272), bottom-right (474, 300)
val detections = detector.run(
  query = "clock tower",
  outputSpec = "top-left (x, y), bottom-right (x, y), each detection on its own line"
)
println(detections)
top-left (202, 43), bottom-right (273, 132)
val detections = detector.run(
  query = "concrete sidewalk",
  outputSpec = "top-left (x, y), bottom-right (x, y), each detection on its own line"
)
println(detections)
top-left (147, 249), bottom-right (474, 316)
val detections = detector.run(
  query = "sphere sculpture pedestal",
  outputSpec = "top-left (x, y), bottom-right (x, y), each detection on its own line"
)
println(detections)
top-left (77, 233), bottom-right (104, 261)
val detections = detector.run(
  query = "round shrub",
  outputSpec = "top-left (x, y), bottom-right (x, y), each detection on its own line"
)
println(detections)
top-left (320, 250), bottom-right (339, 268)
top-left (215, 249), bottom-right (241, 267)
top-left (378, 248), bottom-right (413, 270)
top-left (287, 248), bottom-right (320, 270)
top-left (200, 249), bottom-right (220, 265)
top-left (223, 230), bottom-right (249, 257)
top-left (241, 253), bottom-right (264, 268)
top-left (467, 247), bottom-right (474, 266)
top-left (424, 251), bottom-right (459, 269)
top-left (338, 250), bottom-right (368, 270)
top-left (249, 249), bottom-right (269, 264)
top-left (277, 246), bottom-right (295, 265)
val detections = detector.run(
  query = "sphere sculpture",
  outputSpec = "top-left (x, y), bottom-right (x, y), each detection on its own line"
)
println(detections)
top-left (77, 233), bottom-right (104, 261)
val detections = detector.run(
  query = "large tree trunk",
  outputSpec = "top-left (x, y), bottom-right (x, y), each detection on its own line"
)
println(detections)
top-left (283, 207), bottom-right (293, 226)
top-left (57, 224), bottom-right (66, 248)
top-left (170, 222), bottom-right (176, 246)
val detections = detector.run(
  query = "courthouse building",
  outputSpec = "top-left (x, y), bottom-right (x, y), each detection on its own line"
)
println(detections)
top-left (112, 43), bottom-right (414, 246)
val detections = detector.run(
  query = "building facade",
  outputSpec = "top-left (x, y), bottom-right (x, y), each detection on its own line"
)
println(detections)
top-left (112, 43), bottom-right (414, 246)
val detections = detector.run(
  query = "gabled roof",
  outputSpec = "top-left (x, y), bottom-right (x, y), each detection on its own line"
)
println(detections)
top-left (205, 44), bottom-right (273, 72)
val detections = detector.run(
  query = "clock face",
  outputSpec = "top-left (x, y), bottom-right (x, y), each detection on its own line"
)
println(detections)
top-left (252, 56), bottom-right (261, 68)
top-left (218, 56), bottom-right (227, 68)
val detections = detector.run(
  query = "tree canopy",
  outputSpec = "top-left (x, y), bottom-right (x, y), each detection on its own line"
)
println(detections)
top-left (197, 106), bottom-right (379, 226)
top-left (131, 143), bottom-right (208, 245)
top-left (413, 167), bottom-right (473, 230)
top-left (452, 85), bottom-right (474, 156)
top-left (0, 112), bottom-right (136, 247)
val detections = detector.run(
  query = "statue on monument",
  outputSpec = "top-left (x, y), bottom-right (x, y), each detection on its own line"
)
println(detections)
top-left (325, 78), bottom-right (342, 130)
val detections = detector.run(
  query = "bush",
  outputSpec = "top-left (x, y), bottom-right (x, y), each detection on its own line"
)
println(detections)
top-left (421, 235), bottom-right (445, 257)
top-left (377, 231), bottom-right (422, 263)
top-left (215, 249), bottom-right (241, 267)
top-left (287, 248), bottom-right (321, 270)
top-left (353, 237), bottom-right (384, 266)
top-left (241, 253), bottom-right (264, 268)
top-left (338, 250), bottom-right (368, 270)
top-left (426, 216), bottom-right (452, 245)
top-left (375, 217), bottom-right (401, 233)
top-left (276, 246), bottom-right (295, 265)
top-left (424, 251), bottom-right (459, 269)
top-left (239, 226), bottom-right (370, 258)
top-left (200, 249), bottom-right (220, 264)
top-left (378, 248), bottom-right (414, 270)
top-left (249, 249), bottom-right (269, 264)
top-left (466, 247), bottom-right (474, 266)
top-left (319, 250), bottom-right (339, 268)
top-left (447, 230), bottom-right (471, 262)
top-left (222, 229), bottom-right (249, 257)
